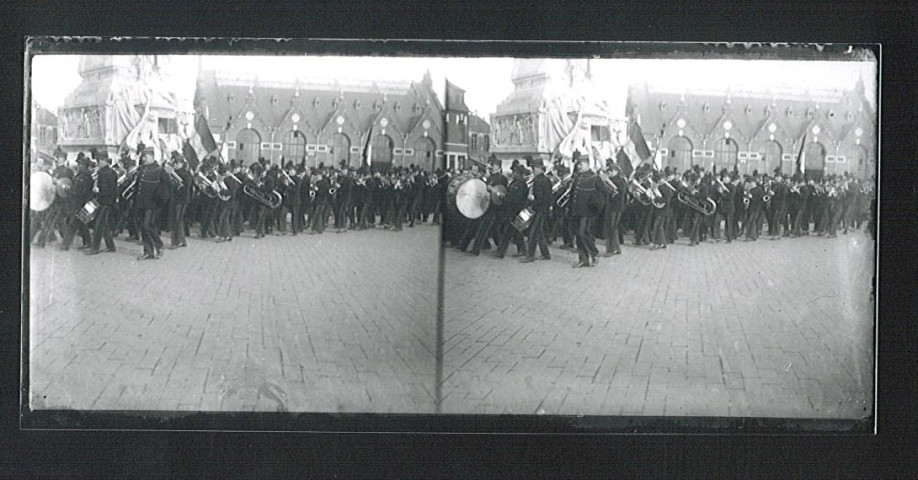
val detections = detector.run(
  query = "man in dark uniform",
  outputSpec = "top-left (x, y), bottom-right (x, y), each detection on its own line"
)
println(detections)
top-left (520, 163), bottom-right (552, 263)
top-left (569, 155), bottom-right (608, 267)
top-left (85, 155), bottom-right (118, 255)
top-left (135, 152), bottom-right (170, 259)
top-left (168, 155), bottom-right (192, 248)
top-left (599, 161), bottom-right (627, 256)
top-left (59, 154), bottom-right (94, 251)
top-left (284, 164), bottom-right (302, 235)
top-left (199, 162), bottom-right (219, 239)
top-left (650, 170), bottom-right (674, 250)
top-left (491, 165), bottom-right (527, 258)
top-left (744, 177), bottom-right (765, 241)
top-left (717, 169), bottom-right (736, 243)
top-left (310, 171), bottom-right (331, 234)
top-left (216, 164), bottom-right (240, 243)
top-left (769, 174), bottom-right (787, 240)
top-left (468, 164), bottom-right (507, 255)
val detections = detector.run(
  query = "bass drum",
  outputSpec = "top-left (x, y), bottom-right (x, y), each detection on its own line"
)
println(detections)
top-left (454, 178), bottom-right (491, 220)
top-left (30, 171), bottom-right (56, 212)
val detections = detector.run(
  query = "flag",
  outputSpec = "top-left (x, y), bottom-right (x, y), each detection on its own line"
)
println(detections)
top-left (188, 113), bottom-right (219, 164)
top-left (362, 113), bottom-right (379, 168)
top-left (616, 148), bottom-right (634, 179)
top-left (652, 148), bottom-right (664, 172)
top-left (796, 132), bottom-right (807, 176)
top-left (182, 139), bottom-right (200, 171)
top-left (628, 120), bottom-right (652, 161)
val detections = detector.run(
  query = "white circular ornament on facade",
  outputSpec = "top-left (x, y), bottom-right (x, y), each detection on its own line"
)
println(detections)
top-left (723, 120), bottom-right (732, 131)
top-left (812, 125), bottom-right (821, 135)
top-left (336, 115), bottom-right (345, 125)
top-left (768, 123), bottom-right (777, 133)
top-left (422, 119), bottom-right (431, 129)
top-left (855, 127), bottom-right (863, 137)
top-left (676, 118), bottom-right (686, 129)
top-left (291, 113), bottom-right (300, 123)
top-left (380, 118), bottom-right (389, 127)
top-left (245, 111), bottom-right (254, 121)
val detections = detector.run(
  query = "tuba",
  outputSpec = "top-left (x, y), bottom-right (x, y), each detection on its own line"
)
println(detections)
top-left (629, 179), bottom-right (653, 207)
top-left (243, 183), bottom-right (283, 208)
top-left (677, 190), bottom-right (717, 216)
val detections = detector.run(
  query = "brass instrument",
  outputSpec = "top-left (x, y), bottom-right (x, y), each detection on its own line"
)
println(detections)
top-left (715, 178), bottom-right (728, 194)
top-left (243, 183), bottom-right (282, 208)
top-left (165, 165), bottom-right (184, 190)
top-left (308, 183), bottom-right (318, 200)
top-left (121, 176), bottom-right (138, 201)
top-left (630, 179), bottom-right (654, 207)
top-left (677, 190), bottom-right (717, 216)
top-left (598, 170), bottom-right (619, 195)
top-left (117, 167), bottom-right (138, 188)
top-left (427, 176), bottom-right (438, 187)
top-left (195, 171), bottom-right (231, 201)
top-left (763, 187), bottom-right (774, 204)
top-left (279, 169), bottom-right (293, 186)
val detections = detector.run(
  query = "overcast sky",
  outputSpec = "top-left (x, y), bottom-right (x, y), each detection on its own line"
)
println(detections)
top-left (31, 54), bottom-right (876, 118)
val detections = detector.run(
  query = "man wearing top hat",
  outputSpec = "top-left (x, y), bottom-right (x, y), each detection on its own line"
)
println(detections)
top-left (85, 155), bottom-right (117, 255)
top-left (520, 163), bottom-right (552, 263)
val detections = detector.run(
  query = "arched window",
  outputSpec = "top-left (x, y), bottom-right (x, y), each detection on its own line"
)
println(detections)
top-left (330, 133), bottom-right (351, 168)
top-left (667, 136), bottom-right (693, 173)
top-left (235, 128), bottom-right (261, 165)
top-left (713, 137), bottom-right (738, 174)
top-left (803, 142), bottom-right (827, 180)
top-left (414, 137), bottom-right (436, 171)
top-left (282, 130), bottom-right (306, 163)
top-left (370, 134), bottom-right (394, 170)
top-left (758, 140), bottom-right (783, 175)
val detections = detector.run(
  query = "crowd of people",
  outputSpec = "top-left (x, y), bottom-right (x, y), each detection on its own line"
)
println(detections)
top-left (29, 146), bottom-right (445, 260)
top-left (443, 151), bottom-right (877, 268)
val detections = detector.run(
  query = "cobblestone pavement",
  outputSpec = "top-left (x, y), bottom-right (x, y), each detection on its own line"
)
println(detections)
top-left (28, 224), bottom-right (438, 413)
top-left (441, 229), bottom-right (875, 418)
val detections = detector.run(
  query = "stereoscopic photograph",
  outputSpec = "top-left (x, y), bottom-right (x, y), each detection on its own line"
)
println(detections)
top-left (22, 40), bottom-right (878, 428)
top-left (439, 54), bottom-right (877, 418)
top-left (26, 53), bottom-right (444, 413)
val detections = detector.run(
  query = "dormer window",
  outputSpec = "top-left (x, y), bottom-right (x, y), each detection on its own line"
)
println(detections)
top-left (374, 100), bottom-right (382, 111)
top-left (354, 100), bottom-right (361, 110)
top-left (228, 94), bottom-right (235, 103)
top-left (313, 97), bottom-right (321, 108)
top-left (394, 101), bottom-right (401, 112)
top-left (659, 101), bottom-right (667, 111)
top-left (271, 95), bottom-right (279, 106)
top-left (786, 107), bottom-right (794, 117)
top-left (414, 103), bottom-right (422, 114)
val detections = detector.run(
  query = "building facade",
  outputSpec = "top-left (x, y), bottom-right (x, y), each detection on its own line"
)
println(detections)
top-left (30, 101), bottom-right (59, 161)
top-left (467, 113), bottom-right (491, 165)
top-left (443, 81), bottom-right (470, 170)
top-left (629, 79), bottom-right (877, 180)
top-left (195, 70), bottom-right (444, 171)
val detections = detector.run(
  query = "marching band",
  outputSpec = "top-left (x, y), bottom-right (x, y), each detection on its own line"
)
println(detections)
top-left (29, 144), bottom-right (446, 261)
top-left (29, 143), bottom-right (876, 266)
top-left (443, 150), bottom-right (876, 268)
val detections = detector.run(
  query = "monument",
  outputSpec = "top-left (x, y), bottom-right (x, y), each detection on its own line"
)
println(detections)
top-left (57, 55), bottom-right (189, 160)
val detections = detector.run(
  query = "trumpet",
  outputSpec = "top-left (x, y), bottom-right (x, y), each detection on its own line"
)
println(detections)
top-left (121, 176), bottom-right (138, 201)
top-left (308, 184), bottom-right (318, 200)
top-left (763, 187), bottom-right (774, 204)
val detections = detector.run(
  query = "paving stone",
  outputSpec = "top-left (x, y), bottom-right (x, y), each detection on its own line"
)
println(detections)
top-left (442, 230), bottom-right (875, 418)
top-left (28, 226), bottom-right (439, 413)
